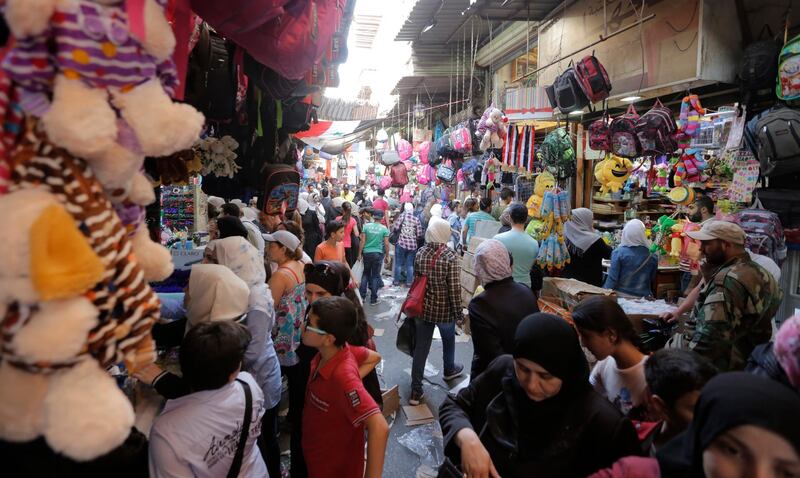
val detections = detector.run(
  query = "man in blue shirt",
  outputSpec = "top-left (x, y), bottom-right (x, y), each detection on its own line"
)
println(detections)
top-left (494, 204), bottom-right (539, 287)
top-left (462, 197), bottom-right (495, 247)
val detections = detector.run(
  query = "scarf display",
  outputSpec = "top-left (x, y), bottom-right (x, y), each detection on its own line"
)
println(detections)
top-left (502, 124), bottom-right (535, 173)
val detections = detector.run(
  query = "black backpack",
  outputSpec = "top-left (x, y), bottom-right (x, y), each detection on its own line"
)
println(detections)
top-left (184, 23), bottom-right (237, 122)
top-left (739, 28), bottom-right (781, 93)
top-left (554, 67), bottom-right (589, 113)
top-left (754, 107), bottom-right (800, 176)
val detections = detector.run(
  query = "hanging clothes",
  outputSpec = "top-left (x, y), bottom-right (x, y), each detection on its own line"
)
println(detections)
top-left (502, 124), bottom-right (535, 174)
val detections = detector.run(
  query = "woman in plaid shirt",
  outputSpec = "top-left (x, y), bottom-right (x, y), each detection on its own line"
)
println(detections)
top-left (409, 218), bottom-right (465, 405)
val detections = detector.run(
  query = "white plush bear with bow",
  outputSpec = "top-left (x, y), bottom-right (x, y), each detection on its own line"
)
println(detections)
top-left (477, 105), bottom-right (507, 151)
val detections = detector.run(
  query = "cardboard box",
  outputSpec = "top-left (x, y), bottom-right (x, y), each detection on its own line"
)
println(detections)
top-left (468, 236), bottom-right (488, 254)
top-left (381, 385), bottom-right (399, 418)
top-left (462, 251), bottom-right (476, 274)
top-left (541, 277), bottom-right (615, 308)
top-left (460, 269), bottom-right (479, 294)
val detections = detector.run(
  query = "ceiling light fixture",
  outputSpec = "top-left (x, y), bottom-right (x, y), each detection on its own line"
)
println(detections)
top-left (422, 21), bottom-right (437, 33)
top-left (621, 96), bottom-right (642, 103)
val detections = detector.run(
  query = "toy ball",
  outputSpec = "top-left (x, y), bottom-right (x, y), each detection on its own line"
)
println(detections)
top-left (668, 186), bottom-right (695, 206)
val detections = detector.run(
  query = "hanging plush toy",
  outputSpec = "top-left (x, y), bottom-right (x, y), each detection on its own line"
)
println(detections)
top-left (677, 95), bottom-right (705, 137)
top-left (594, 155), bottom-right (634, 194)
top-left (197, 136), bottom-right (241, 179)
top-left (653, 158), bottom-right (670, 193)
top-left (476, 105), bottom-right (507, 151)
top-left (526, 171), bottom-right (556, 219)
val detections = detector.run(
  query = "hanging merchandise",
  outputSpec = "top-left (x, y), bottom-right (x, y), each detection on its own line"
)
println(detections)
top-left (1, 0), bottom-right (205, 160)
top-left (729, 156), bottom-right (760, 204)
top-left (677, 95), bottom-right (705, 137)
top-left (397, 138), bottom-right (413, 161)
top-left (674, 146), bottom-right (707, 186)
top-left (263, 163), bottom-right (300, 215)
top-left (610, 104), bottom-right (642, 158)
top-left (502, 124), bottom-right (535, 174)
top-left (636, 99), bottom-right (678, 155)
top-left (196, 136), bottom-right (241, 179)
top-left (738, 28), bottom-right (781, 94)
top-left (376, 128), bottom-right (390, 143)
top-left (652, 156), bottom-right (671, 193)
top-left (667, 186), bottom-right (696, 206)
top-left (436, 161), bottom-right (457, 184)
top-left (736, 208), bottom-right (788, 266)
top-left (776, 33), bottom-right (800, 100)
top-left (594, 155), bottom-right (634, 194)
top-left (451, 124), bottom-right (474, 154)
top-left (553, 66), bottom-right (589, 113)
top-left (475, 105), bottom-right (507, 151)
top-left (535, 189), bottom-right (571, 271)
top-left (380, 150), bottom-right (401, 166)
top-left (574, 54), bottom-right (612, 103)
top-left (526, 171), bottom-right (556, 220)
top-left (482, 155), bottom-right (502, 187)
top-left (589, 113), bottom-right (612, 152)
top-left (390, 162), bottom-right (409, 187)
top-left (753, 107), bottom-right (800, 176)
top-left (184, 22), bottom-right (237, 122)
top-left (0, 127), bottom-right (166, 461)
top-left (337, 155), bottom-right (348, 169)
top-left (419, 141), bottom-right (431, 164)
top-left (539, 127), bottom-right (576, 179)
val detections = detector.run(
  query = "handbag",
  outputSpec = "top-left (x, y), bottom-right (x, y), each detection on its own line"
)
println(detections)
top-left (395, 314), bottom-right (416, 356)
top-left (401, 245), bottom-right (445, 318)
top-left (227, 379), bottom-right (252, 478)
top-left (436, 163), bottom-right (456, 183)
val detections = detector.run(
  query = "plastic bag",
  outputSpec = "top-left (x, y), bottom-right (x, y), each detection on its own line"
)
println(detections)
top-left (352, 259), bottom-right (364, 284)
top-left (397, 422), bottom-right (445, 477)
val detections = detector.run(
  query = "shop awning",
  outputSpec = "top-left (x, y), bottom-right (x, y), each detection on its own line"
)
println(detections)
top-left (294, 119), bottom-right (383, 155)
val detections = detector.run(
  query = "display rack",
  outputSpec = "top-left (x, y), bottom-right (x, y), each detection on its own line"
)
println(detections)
top-left (160, 184), bottom-right (195, 233)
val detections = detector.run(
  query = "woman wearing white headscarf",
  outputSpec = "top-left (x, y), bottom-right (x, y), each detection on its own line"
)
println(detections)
top-left (468, 239), bottom-right (539, 377)
top-left (562, 208), bottom-right (612, 287)
top-left (604, 219), bottom-right (658, 297)
top-left (408, 217), bottom-right (464, 405)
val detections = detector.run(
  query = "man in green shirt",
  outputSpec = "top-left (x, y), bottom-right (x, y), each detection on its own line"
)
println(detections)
top-left (462, 197), bottom-right (496, 248)
top-left (358, 209), bottom-right (390, 305)
top-left (491, 187), bottom-right (514, 220)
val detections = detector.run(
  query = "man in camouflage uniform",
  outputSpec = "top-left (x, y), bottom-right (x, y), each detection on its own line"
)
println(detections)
top-left (678, 221), bottom-right (782, 371)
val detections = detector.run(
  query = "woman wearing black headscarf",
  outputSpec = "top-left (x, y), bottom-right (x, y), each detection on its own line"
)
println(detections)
top-left (215, 215), bottom-right (249, 239)
top-left (589, 372), bottom-right (800, 478)
top-left (438, 313), bottom-right (641, 478)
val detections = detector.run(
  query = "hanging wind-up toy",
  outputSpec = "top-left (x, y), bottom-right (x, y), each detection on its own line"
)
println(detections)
top-left (535, 188), bottom-right (571, 271)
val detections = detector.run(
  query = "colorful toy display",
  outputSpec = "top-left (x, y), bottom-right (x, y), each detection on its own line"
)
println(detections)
top-left (526, 171), bottom-right (556, 219)
top-left (535, 189), bottom-right (571, 271)
top-left (594, 154), bottom-right (634, 194)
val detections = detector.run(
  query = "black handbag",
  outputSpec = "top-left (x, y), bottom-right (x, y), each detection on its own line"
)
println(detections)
top-left (389, 215), bottom-right (404, 245)
top-left (395, 314), bottom-right (416, 356)
top-left (227, 379), bottom-right (252, 478)
top-left (436, 164), bottom-right (456, 183)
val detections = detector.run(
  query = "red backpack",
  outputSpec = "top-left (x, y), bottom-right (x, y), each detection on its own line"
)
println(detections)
top-left (610, 105), bottom-right (642, 158)
top-left (390, 162), bottom-right (409, 187)
top-left (574, 55), bottom-right (612, 103)
top-left (589, 113), bottom-right (612, 152)
top-left (635, 99), bottom-right (678, 155)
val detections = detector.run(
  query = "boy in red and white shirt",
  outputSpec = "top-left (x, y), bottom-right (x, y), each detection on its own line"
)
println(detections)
top-left (301, 296), bottom-right (389, 478)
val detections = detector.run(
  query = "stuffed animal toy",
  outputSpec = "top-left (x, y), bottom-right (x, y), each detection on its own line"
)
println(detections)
top-left (197, 135), bottom-right (241, 179)
top-left (1, 0), bottom-right (204, 187)
top-left (0, 126), bottom-right (162, 460)
top-left (653, 158), bottom-right (670, 193)
top-left (677, 95), bottom-right (705, 137)
top-left (594, 155), bottom-right (634, 194)
top-left (526, 171), bottom-right (556, 219)
top-left (476, 105), bottom-right (507, 151)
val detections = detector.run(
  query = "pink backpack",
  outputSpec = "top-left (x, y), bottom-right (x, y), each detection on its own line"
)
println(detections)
top-left (589, 113), bottom-right (611, 152)
top-left (379, 175), bottom-right (392, 190)
top-left (450, 126), bottom-right (472, 153)
top-left (397, 139), bottom-right (413, 161)
top-left (202, 0), bottom-right (339, 80)
top-left (419, 141), bottom-right (431, 164)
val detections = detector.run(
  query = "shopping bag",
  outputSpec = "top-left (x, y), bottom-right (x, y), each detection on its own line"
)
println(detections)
top-left (352, 259), bottom-right (364, 284)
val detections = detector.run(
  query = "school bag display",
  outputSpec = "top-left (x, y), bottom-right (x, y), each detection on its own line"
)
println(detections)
top-left (397, 139), bottom-right (413, 161)
top-left (777, 33), bottom-right (800, 100)
top-left (263, 164), bottom-right (300, 215)
top-left (754, 106), bottom-right (800, 176)
top-left (380, 150), bottom-right (401, 166)
top-left (610, 104), bottom-right (642, 158)
top-left (574, 55), bottom-right (612, 103)
top-left (738, 33), bottom-right (781, 93)
top-left (184, 23), bottom-right (237, 122)
top-left (436, 162), bottom-right (456, 183)
top-left (553, 67), bottom-right (589, 113)
top-left (539, 127), bottom-right (576, 179)
top-left (635, 99), bottom-right (678, 155)
top-left (736, 208), bottom-right (787, 266)
top-left (390, 162), bottom-right (409, 187)
top-left (588, 114), bottom-right (612, 152)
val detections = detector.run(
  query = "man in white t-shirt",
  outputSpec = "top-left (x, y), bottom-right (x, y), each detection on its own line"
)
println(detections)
top-left (149, 321), bottom-right (268, 478)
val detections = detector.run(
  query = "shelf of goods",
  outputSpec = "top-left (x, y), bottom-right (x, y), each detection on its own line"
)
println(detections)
top-left (160, 185), bottom-right (196, 233)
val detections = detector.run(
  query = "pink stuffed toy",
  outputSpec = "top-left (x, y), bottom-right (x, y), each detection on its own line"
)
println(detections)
top-left (476, 105), bottom-right (507, 151)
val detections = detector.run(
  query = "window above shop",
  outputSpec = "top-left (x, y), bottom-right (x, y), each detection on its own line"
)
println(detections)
top-left (511, 46), bottom-right (538, 81)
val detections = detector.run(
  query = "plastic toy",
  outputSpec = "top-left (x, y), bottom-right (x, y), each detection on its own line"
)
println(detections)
top-left (526, 171), bottom-right (556, 219)
top-left (594, 154), bottom-right (634, 194)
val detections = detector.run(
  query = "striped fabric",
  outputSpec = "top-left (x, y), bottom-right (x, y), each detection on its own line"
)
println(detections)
top-left (502, 124), bottom-right (535, 173)
top-left (2, 0), bottom-right (178, 97)
top-left (3, 124), bottom-right (160, 373)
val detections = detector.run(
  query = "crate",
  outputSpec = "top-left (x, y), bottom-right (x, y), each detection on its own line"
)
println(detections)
top-left (538, 296), bottom-right (574, 326)
top-left (462, 251), bottom-right (476, 274)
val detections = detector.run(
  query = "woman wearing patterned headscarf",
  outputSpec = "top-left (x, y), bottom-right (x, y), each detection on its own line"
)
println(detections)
top-left (747, 315), bottom-right (800, 394)
top-left (468, 239), bottom-right (539, 377)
